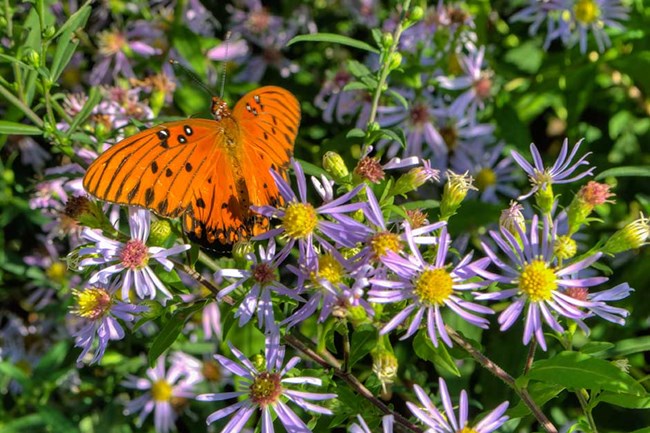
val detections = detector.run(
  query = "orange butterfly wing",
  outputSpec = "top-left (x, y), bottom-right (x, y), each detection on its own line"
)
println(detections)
top-left (83, 86), bottom-right (300, 254)
top-left (83, 119), bottom-right (225, 218)
top-left (183, 86), bottom-right (300, 251)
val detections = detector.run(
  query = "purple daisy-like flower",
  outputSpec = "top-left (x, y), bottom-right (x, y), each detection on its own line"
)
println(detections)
top-left (437, 45), bottom-right (493, 122)
top-left (369, 224), bottom-right (493, 347)
top-left (122, 355), bottom-right (197, 433)
top-left (79, 207), bottom-right (190, 303)
top-left (315, 68), bottom-right (372, 128)
top-left (70, 281), bottom-right (147, 365)
top-left (407, 378), bottom-right (509, 433)
top-left (196, 335), bottom-right (336, 432)
top-left (217, 238), bottom-right (303, 334)
top-left (511, 0), bottom-right (566, 49)
top-left (511, 138), bottom-right (594, 200)
top-left (474, 214), bottom-right (609, 350)
top-left (252, 159), bottom-right (368, 263)
top-left (564, 282), bottom-right (633, 334)
top-left (567, 0), bottom-right (629, 53)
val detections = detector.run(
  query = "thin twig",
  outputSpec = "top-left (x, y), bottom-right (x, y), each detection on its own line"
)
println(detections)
top-left (446, 326), bottom-right (558, 433)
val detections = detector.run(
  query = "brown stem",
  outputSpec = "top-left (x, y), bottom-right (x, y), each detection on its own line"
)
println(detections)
top-left (446, 326), bottom-right (558, 433)
top-left (524, 339), bottom-right (537, 374)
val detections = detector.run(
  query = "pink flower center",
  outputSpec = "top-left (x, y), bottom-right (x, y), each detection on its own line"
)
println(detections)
top-left (119, 239), bottom-right (149, 269)
top-left (410, 103), bottom-right (430, 127)
top-left (252, 263), bottom-right (276, 285)
top-left (474, 75), bottom-right (492, 100)
top-left (565, 287), bottom-right (589, 301)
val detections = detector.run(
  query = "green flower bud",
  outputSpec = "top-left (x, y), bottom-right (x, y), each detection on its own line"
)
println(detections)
top-left (23, 48), bottom-right (40, 67)
top-left (381, 32), bottom-right (394, 49)
top-left (554, 235), bottom-right (577, 260)
top-left (232, 239), bottom-right (254, 262)
top-left (535, 183), bottom-right (555, 215)
top-left (347, 305), bottom-right (370, 327)
top-left (3, 168), bottom-right (14, 185)
top-left (409, 6), bottom-right (425, 22)
top-left (322, 151), bottom-right (349, 182)
top-left (42, 25), bottom-right (56, 40)
top-left (499, 201), bottom-right (525, 237)
top-left (439, 170), bottom-right (477, 221)
top-left (602, 214), bottom-right (649, 255)
top-left (388, 52), bottom-right (402, 70)
top-left (372, 349), bottom-right (398, 394)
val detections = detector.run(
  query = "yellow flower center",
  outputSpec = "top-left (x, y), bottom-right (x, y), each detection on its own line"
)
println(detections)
top-left (46, 261), bottom-right (67, 283)
top-left (316, 254), bottom-right (344, 285)
top-left (369, 232), bottom-right (402, 258)
top-left (71, 288), bottom-right (112, 320)
top-left (474, 167), bottom-right (497, 191)
top-left (97, 30), bottom-right (126, 56)
top-left (519, 260), bottom-right (557, 302)
top-left (554, 235), bottom-right (577, 260)
top-left (413, 268), bottom-right (453, 306)
top-left (151, 379), bottom-right (173, 402)
top-left (458, 426), bottom-right (479, 433)
top-left (574, 0), bottom-right (600, 25)
top-left (249, 371), bottom-right (282, 407)
top-left (282, 202), bottom-right (318, 239)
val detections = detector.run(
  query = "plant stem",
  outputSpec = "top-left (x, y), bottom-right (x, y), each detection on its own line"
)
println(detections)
top-left (446, 326), bottom-right (558, 433)
top-left (0, 84), bottom-right (44, 127)
top-left (576, 389), bottom-right (598, 433)
top-left (524, 339), bottom-right (537, 374)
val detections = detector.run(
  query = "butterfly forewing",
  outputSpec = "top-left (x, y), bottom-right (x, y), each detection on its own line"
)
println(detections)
top-left (184, 86), bottom-right (301, 251)
top-left (83, 119), bottom-right (223, 217)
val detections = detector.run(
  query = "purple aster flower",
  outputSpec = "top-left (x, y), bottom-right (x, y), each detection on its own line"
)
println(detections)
top-left (207, 38), bottom-right (250, 62)
top-left (90, 23), bottom-right (162, 85)
top-left (70, 281), bottom-right (147, 365)
top-left (437, 45), bottom-right (493, 122)
top-left (196, 335), bottom-right (336, 432)
top-left (234, 27), bottom-right (299, 83)
top-left (252, 159), bottom-right (368, 263)
top-left (122, 355), bottom-right (197, 433)
top-left (564, 282), bottom-right (633, 333)
top-left (511, 138), bottom-right (594, 200)
top-left (474, 214), bottom-right (609, 350)
top-left (451, 141), bottom-right (519, 203)
top-left (377, 91), bottom-right (447, 158)
top-left (79, 207), bottom-right (190, 303)
top-left (282, 248), bottom-right (374, 328)
top-left (350, 414), bottom-right (394, 433)
top-left (344, 0), bottom-right (379, 28)
top-left (217, 238), bottom-right (303, 334)
top-left (369, 224), bottom-right (493, 347)
top-left (407, 378), bottom-right (509, 433)
top-left (511, 0), bottom-right (567, 49)
top-left (566, 0), bottom-right (629, 53)
top-left (315, 68), bottom-right (373, 128)
top-left (227, 0), bottom-right (284, 40)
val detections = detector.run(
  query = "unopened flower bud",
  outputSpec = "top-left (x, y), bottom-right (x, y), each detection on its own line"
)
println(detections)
top-left (439, 171), bottom-right (477, 221)
top-left (602, 214), bottom-right (649, 255)
top-left (499, 201), bottom-right (526, 236)
top-left (391, 167), bottom-right (431, 195)
top-left (3, 168), bottom-right (14, 184)
top-left (405, 209), bottom-right (429, 229)
top-left (23, 48), bottom-right (40, 67)
top-left (232, 240), bottom-right (254, 262)
top-left (409, 6), bottom-right (425, 22)
top-left (535, 183), bottom-right (555, 215)
top-left (567, 181), bottom-right (615, 235)
top-left (149, 219), bottom-right (172, 246)
top-left (322, 151), bottom-right (349, 182)
top-left (150, 89), bottom-right (166, 117)
top-left (42, 25), bottom-right (56, 40)
top-left (388, 52), bottom-right (402, 70)
top-left (367, 121), bottom-right (380, 132)
top-left (381, 32), bottom-right (394, 49)
top-left (138, 299), bottom-right (160, 319)
top-left (554, 235), bottom-right (577, 260)
top-left (372, 349), bottom-right (398, 394)
top-left (347, 305), bottom-right (369, 327)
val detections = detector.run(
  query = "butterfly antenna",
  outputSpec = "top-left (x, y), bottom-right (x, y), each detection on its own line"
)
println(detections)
top-left (169, 59), bottom-right (214, 98)
top-left (219, 31), bottom-right (231, 99)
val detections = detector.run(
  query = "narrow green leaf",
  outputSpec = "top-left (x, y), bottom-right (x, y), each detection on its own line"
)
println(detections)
top-left (0, 361), bottom-right (30, 386)
top-left (342, 81), bottom-right (370, 92)
top-left (346, 128), bottom-right (366, 139)
top-left (0, 54), bottom-right (35, 70)
top-left (52, 1), bottom-right (92, 39)
top-left (527, 351), bottom-right (644, 395)
top-left (0, 120), bottom-right (42, 135)
top-left (349, 324), bottom-right (378, 368)
top-left (34, 341), bottom-right (69, 378)
top-left (508, 382), bottom-right (565, 417)
top-left (347, 60), bottom-right (373, 78)
top-left (148, 303), bottom-right (206, 366)
top-left (287, 33), bottom-right (379, 53)
top-left (298, 158), bottom-right (329, 178)
top-left (606, 336), bottom-right (650, 357)
top-left (1, 414), bottom-right (46, 432)
top-left (401, 199), bottom-right (440, 210)
top-left (597, 392), bottom-right (650, 409)
top-left (595, 166), bottom-right (650, 180)
top-left (66, 86), bottom-right (102, 137)
top-left (387, 89), bottom-right (409, 108)
top-left (50, 36), bottom-right (79, 82)
top-left (579, 341), bottom-right (615, 355)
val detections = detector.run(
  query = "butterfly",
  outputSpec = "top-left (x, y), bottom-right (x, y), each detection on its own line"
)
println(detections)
top-left (83, 86), bottom-right (300, 253)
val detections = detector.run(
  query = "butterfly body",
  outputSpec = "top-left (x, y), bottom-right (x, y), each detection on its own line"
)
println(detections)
top-left (83, 86), bottom-right (300, 253)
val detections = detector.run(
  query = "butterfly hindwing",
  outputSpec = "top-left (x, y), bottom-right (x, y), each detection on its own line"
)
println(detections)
top-left (83, 119), bottom-right (223, 217)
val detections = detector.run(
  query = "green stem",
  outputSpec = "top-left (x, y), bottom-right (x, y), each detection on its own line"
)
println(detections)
top-left (4, 0), bottom-right (25, 102)
top-left (0, 84), bottom-right (44, 127)
top-left (576, 390), bottom-right (598, 433)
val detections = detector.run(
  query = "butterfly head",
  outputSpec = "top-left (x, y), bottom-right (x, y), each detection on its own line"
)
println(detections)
top-left (211, 97), bottom-right (231, 121)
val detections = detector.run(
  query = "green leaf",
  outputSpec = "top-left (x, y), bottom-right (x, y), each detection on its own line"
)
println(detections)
top-left (342, 81), bottom-right (370, 92)
top-left (33, 341), bottom-right (69, 379)
top-left (171, 26), bottom-right (209, 80)
top-left (50, 36), bottom-right (79, 82)
top-left (387, 89), bottom-right (409, 108)
top-left (400, 199), bottom-right (440, 210)
top-left (298, 158), bottom-right (329, 178)
top-left (579, 341), bottom-right (615, 355)
top-left (594, 166), bottom-right (650, 180)
top-left (148, 304), bottom-right (206, 366)
top-left (526, 351), bottom-right (644, 395)
top-left (0, 120), bottom-right (42, 135)
top-left (348, 324), bottom-right (378, 368)
top-left (346, 128), bottom-right (366, 139)
top-left (52, 0), bottom-right (92, 39)
top-left (597, 392), bottom-right (650, 409)
top-left (347, 60), bottom-right (373, 78)
top-left (0, 414), bottom-right (47, 432)
top-left (38, 406), bottom-right (80, 433)
top-left (0, 54), bottom-right (35, 70)
top-left (287, 33), bottom-right (379, 54)
top-left (605, 336), bottom-right (650, 357)
top-left (65, 86), bottom-right (102, 137)
top-left (504, 41), bottom-right (543, 74)
top-left (508, 382), bottom-right (565, 418)
top-left (413, 331), bottom-right (460, 377)
top-left (0, 361), bottom-right (30, 386)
